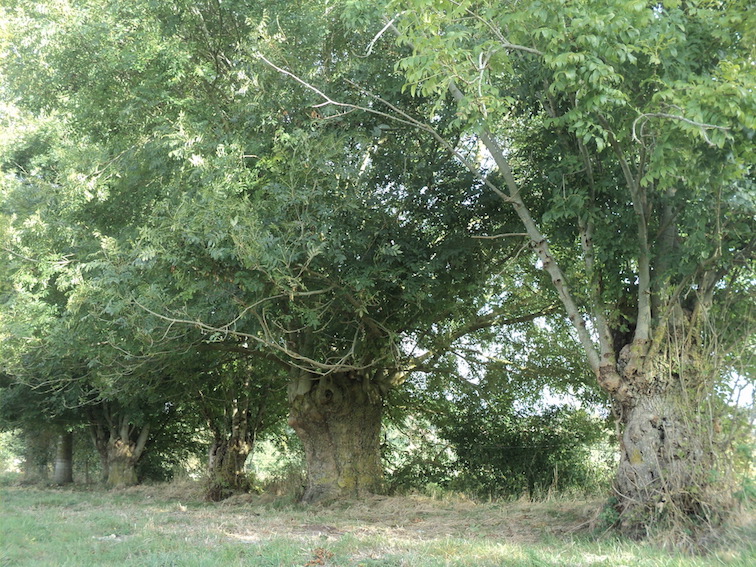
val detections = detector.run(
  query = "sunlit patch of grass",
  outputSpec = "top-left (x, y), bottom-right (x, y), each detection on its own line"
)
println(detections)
top-left (0, 484), bottom-right (753, 566)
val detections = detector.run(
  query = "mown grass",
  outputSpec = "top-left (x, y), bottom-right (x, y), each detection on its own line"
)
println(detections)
top-left (0, 480), bottom-right (753, 567)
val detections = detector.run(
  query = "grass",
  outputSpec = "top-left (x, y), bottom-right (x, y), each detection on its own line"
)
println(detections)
top-left (0, 480), bottom-right (753, 566)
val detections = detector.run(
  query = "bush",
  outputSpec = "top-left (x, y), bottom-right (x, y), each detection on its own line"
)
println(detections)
top-left (382, 416), bottom-right (458, 496)
top-left (440, 405), bottom-right (613, 499)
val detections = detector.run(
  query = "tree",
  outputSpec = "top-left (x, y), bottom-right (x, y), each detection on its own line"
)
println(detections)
top-left (387, 308), bottom-right (612, 498)
top-left (339, 0), bottom-right (755, 541)
top-left (191, 355), bottom-right (287, 501)
top-left (1, 0), bottom-right (538, 502)
top-left (52, 430), bottom-right (74, 485)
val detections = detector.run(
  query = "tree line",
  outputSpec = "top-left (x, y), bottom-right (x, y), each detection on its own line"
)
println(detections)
top-left (0, 0), bottom-right (753, 545)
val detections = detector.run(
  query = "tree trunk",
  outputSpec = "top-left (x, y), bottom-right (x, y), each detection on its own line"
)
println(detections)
top-left (105, 423), bottom-right (150, 488)
top-left (106, 439), bottom-right (139, 487)
top-left (288, 372), bottom-right (385, 504)
top-left (21, 428), bottom-right (53, 484)
top-left (88, 416), bottom-right (110, 483)
top-left (53, 431), bottom-right (74, 485)
top-left (206, 436), bottom-right (252, 501)
top-left (611, 338), bottom-right (732, 542)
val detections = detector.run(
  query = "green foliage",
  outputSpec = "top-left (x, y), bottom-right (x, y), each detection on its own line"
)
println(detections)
top-left (0, 430), bottom-right (21, 473)
top-left (382, 415), bottom-right (458, 495)
top-left (1, 0), bottom-right (751, 530)
top-left (385, 312), bottom-right (612, 499)
top-left (135, 404), bottom-right (208, 483)
top-left (372, 0), bottom-right (755, 335)
top-left (441, 404), bottom-right (613, 499)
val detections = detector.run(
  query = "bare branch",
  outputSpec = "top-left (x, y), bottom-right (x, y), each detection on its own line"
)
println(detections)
top-left (133, 299), bottom-right (381, 376)
top-left (361, 15), bottom-right (402, 57)
top-left (632, 112), bottom-right (730, 147)
top-left (409, 303), bottom-right (560, 372)
top-left (255, 53), bottom-right (514, 203)
top-left (446, 1), bottom-right (543, 56)
top-left (1, 245), bottom-right (41, 263)
top-left (471, 232), bottom-right (528, 240)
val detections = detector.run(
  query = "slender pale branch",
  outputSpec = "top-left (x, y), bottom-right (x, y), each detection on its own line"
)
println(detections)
top-left (256, 52), bottom-right (514, 203)
top-left (133, 423), bottom-right (151, 460)
top-left (603, 125), bottom-right (652, 344)
top-left (445, 2), bottom-right (543, 56)
top-left (465, 111), bottom-right (603, 375)
top-left (255, 53), bottom-right (605, 378)
top-left (471, 232), bottom-right (528, 240)
top-left (632, 112), bottom-right (730, 147)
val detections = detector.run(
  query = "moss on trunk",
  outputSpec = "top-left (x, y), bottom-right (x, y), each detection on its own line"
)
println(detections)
top-left (106, 438), bottom-right (140, 488)
top-left (288, 372), bottom-right (385, 504)
top-left (611, 339), bottom-right (735, 544)
top-left (206, 438), bottom-right (252, 501)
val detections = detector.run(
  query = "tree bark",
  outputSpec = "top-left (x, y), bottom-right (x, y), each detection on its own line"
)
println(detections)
top-left (202, 375), bottom-right (275, 501)
top-left (106, 439), bottom-right (139, 487)
top-left (288, 371), bottom-right (385, 504)
top-left (105, 423), bottom-right (150, 488)
top-left (611, 334), bottom-right (732, 540)
top-left (21, 428), bottom-right (53, 484)
top-left (206, 436), bottom-right (252, 501)
top-left (89, 420), bottom-right (110, 484)
top-left (53, 431), bottom-right (74, 485)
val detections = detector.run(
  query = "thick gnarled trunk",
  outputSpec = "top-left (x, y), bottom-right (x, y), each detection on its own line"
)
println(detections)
top-left (610, 338), bottom-right (732, 541)
top-left (206, 437), bottom-right (252, 501)
top-left (288, 372), bottom-right (385, 504)
top-left (88, 407), bottom-right (150, 488)
top-left (106, 437), bottom-right (143, 488)
top-left (202, 376), bottom-right (274, 501)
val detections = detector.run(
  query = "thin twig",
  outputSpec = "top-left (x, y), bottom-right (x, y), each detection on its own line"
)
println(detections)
top-left (632, 112), bottom-right (729, 147)
top-left (471, 232), bottom-right (528, 240)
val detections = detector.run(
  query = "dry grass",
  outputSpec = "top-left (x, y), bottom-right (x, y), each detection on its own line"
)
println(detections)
top-left (1, 480), bottom-right (753, 566)
top-left (126, 480), bottom-right (600, 544)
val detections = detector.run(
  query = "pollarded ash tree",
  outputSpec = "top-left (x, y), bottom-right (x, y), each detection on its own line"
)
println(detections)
top-left (124, 88), bottom-right (534, 503)
top-left (1, 0), bottom-right (547, 503)
top-left (183, 353), bottom-right (287, 501)
top-left (338, 0), bottom-right (755, 541)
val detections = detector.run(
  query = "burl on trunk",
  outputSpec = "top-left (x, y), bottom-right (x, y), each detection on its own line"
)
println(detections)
top-left (609, 337), bottom-right (731, 539)
top-left (288, 372), bottom-right (384, 504)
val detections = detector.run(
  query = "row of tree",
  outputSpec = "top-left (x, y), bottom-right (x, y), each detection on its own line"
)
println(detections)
top-left (1, 0), bottom-right (753, 543)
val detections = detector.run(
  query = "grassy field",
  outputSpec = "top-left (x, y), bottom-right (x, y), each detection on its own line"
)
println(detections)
top-left (0, 481), bottom-right (753, 566)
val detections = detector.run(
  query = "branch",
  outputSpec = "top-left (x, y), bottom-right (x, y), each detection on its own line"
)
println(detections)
top-left (602, 123), bottom-right (652, 344)
top-left (446, 1), bottom-right (543, 56)
top-left (470, 117), bottom-right (604, 376)
top-left (575, 137), bottom-right (616, 367)
top-left (254, 53), bottom-right (606, 378)
top-left (409, 303), bottom-right (560, 372)
top-left (359, 15), bottom-right (402, 57)
top-left (471, 232), bottom-right (528, 240)
top-left (133, 300), bottom-right (380, 376)
top-left (1, 246), bottom-right (41, 263)
top-left (255, 52), bottom-right (513, 204)
top-left (632, 112), bottom-right (730, 147)
top-left (133, 423), bottom-right (150, 460)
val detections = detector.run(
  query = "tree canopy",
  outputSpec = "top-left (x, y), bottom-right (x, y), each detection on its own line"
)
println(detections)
top-left (0, 0), bottom-right (753, 543)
